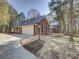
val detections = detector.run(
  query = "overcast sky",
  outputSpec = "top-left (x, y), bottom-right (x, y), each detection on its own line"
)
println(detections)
top-left (8, 0), bottom-right (51, 17)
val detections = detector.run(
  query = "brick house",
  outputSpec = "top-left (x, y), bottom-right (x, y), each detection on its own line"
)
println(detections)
top-left (16, 16), bottom-right (49, 35)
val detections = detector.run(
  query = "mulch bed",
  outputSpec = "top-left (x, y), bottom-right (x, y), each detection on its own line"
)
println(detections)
top-left (21, 39), bottom-right (45, 55)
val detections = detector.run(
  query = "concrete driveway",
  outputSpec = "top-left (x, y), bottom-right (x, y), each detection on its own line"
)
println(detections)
top-left (0, 33), bottom-right (38, 59)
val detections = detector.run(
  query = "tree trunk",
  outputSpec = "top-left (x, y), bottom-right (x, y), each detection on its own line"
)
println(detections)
top-left (69, 0), bottom-right (74, 36)
top-left (61, 14), bottom-right (66, 34)
top-left (57, 9), bottom-right (66, 34)
top-left (0, 27), bottom-right (1, 32)
top-left (8, 23), bottom-right (12, 33)
top-left (59, 20), bottom-right (65, 34)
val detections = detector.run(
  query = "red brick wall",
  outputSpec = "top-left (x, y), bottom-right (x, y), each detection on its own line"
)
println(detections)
top-left (34, 19), bottom-right (49, 35)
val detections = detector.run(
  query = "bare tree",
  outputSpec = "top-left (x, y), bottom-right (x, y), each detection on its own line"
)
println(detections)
top-left (27, 9), bottom-right (41, 19)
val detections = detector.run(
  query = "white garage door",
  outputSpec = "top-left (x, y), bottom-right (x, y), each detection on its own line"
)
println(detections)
top-left (22, 25), bottom-right (34, 35)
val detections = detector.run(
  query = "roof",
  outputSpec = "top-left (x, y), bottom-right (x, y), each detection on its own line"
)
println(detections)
top-left (18, 16), bottom-right (47, 26)
top-left (50, 22), bottom-right (59, 26)
top-left (50, 25), bottom-right (60, 29)
top-left (49, 22), bottom-right (60, 28)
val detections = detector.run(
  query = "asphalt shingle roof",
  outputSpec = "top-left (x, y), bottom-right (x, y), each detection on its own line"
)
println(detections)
top-left (18, 16), bottom-right (47, 26)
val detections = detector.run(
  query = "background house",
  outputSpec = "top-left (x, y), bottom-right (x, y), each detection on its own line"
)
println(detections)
top-left (49, 22), bottom-right (60, 33)
top-left (17, 16), bottom-right (49, 35)
top-left (47, 13), bottom-right (60, 34)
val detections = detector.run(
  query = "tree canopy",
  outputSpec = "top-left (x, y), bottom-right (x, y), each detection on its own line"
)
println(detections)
top-left (0, 0), bottom-right (22, 32)
top-left (0, 0), bottom-right (10, 26)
